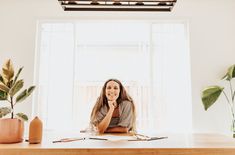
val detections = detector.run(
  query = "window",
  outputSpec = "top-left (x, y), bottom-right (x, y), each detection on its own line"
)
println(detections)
top-left (34, 21), bottom-right (192, 133)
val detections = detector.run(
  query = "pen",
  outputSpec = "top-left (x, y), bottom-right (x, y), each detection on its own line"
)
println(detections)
top-left (53, 138), bottom-right (85, 143)
top-left (148, 136), bottom-right (168, 141)
top-left (128, 136), bottom-right (168, 141)
top-left (89, 137), bottom-right (108, 140)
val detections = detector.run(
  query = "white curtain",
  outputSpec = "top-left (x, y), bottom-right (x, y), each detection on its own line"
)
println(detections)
top-left (34, 21), bottom-right (192, 133)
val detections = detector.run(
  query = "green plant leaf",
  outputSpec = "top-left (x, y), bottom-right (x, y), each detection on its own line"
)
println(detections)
top-left (16, 112), bottom-right (28, 121)
top-left (12, 67), bottom-right (23, 86)
top-left (8, 79), bottom-right (14, 88)
top-left (9, 79), bottom-right (24, 97)
top-left (228, 64), bottom-right (235, 79)
top-left (0, 90), bottom-right (7, 100)
top-left (221, 73), bottom-right (229, 80)
top-left (233, 91), bottom-right (235, 102)
top-left (0, 107), bottom-right (11, 118)
top-left (201, 86), bottom-right (224, 110)
top-left (15, 89), bottom-right (26, 103)
top-left (16, 86), bottom-right (36, 103)
top-left (27, 86), bottom-right (35, 94)
top-left (0, 83), bottom-right (10, 93)
top-left (222, 64), bottom-right (235, 81)
top-left (0, 74), bottom-right (3, 83)
top-left (2, 59), bottom-right (14, 85)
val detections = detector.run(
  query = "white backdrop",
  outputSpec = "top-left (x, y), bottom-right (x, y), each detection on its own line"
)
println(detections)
top-left (0, 0), bottom-right (235, 134)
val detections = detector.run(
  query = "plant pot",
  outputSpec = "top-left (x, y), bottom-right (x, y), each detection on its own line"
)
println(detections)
top-left (0, 118), bottom-right (24, 143)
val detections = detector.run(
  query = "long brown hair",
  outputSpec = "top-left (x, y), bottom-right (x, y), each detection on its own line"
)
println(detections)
top-left (90, 79), bottom-right (136, 132)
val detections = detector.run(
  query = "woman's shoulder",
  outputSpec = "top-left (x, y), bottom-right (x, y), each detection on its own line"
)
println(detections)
top-left (120, 100), bottom-right (132, 108)
top-left (99, 104), bottom-right (108, 113)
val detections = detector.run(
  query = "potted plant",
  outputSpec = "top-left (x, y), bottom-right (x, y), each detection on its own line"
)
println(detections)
top-left (0, 59), bottom-right (35, 143)
top-left (201, 64), bottom-right (235, 138)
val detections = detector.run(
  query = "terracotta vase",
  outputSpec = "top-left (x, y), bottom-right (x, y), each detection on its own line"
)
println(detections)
top-left (29, 116), bottom-right (43, 144)
top-left (0, 118), bottom-right (24, 143)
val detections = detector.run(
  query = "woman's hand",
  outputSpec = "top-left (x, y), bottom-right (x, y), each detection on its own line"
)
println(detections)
top-left (97, 100), bottom-right (116, 134)
top-left (108, 100), bottom-right (117, 111)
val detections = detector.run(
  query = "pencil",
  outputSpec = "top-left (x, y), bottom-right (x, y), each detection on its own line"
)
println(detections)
top-left (53, 138), bottom-right (85, 143)
top-left (89, 137), bottom-right (108, 140)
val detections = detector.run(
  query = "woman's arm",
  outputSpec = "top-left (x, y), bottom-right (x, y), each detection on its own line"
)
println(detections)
top-left (117, 101), bottom-right (134, 131)
top-left (97, 108), bottom-right (113, 133)
top-left (104, 126), bottom-right (128, 133)
top-left (97, 101), bottom-right (115, 133)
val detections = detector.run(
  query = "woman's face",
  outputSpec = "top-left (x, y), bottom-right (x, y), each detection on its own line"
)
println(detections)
top-left (105, 81), bottom-right (120, 101)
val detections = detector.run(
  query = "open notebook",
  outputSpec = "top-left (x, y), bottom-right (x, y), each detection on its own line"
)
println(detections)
top-left (89, 135), bottom-right (136, 141)
top-left (89, 134), bottom-right (168, 141)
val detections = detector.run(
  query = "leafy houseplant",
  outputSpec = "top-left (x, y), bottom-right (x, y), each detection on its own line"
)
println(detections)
top-left (0, 59), bottom-right (35, 143)
top-left (201, 64), bottom-right (235, 138)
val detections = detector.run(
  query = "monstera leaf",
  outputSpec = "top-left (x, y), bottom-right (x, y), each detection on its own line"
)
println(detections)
top-left (201, 86), bottom-right (224, 110)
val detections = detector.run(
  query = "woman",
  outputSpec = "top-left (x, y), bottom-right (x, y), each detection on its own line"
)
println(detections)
top-left (90, 79), bottom-right (136, 134)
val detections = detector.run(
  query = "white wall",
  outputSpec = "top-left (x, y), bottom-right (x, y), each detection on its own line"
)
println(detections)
top-left (0, 0), bottom-right (235, 134)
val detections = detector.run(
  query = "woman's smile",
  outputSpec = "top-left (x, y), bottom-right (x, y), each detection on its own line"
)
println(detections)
top-left (105, 81), bottom-right (120, 101)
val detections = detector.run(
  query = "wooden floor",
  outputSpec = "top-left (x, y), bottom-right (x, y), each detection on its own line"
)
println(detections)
top-left (0, 133), bottom-right (235, 155)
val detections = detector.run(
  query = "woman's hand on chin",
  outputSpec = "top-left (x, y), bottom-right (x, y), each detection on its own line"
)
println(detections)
top-left (108, 100), bottom-right (117, 110)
